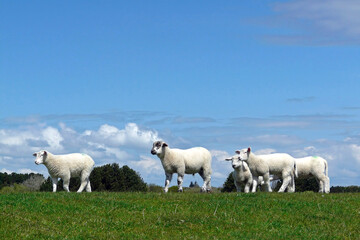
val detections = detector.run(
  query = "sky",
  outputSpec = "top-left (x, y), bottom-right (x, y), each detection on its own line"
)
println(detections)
top-left (1, 0), bottom-right (360, 188)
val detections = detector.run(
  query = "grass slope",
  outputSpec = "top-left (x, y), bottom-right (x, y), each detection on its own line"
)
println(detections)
top-left (0, 192), bottom-right (359, 239)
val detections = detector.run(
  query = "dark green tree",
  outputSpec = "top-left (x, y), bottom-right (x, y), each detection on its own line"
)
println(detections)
top-left (221, 172), bottom-right (237, 192)
top-left (294, 177), bottom-right (319, 192)
top-left (330, 186), bottom-right (360, 193)
top-left (36, 163), bottom-right (147, 192)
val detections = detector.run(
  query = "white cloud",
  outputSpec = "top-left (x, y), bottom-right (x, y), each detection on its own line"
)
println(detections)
top-left (0, 129), bottom-right (37, 146)
top-left (269, 0), bottom-right (360, 45)
top-left (254, 148), bottom-right (277, 155)
top-left (1, 114), bottom-right (360, 187)
top-left (86, 123), bottom-right (158, 148)
top-left (210, 150), bottom-right (231, 162)
top-left (348, 144), bottom-right (360, 164)
top-left (210, 150), bottom-right (233, 181)
top-left (42, 127), bottom-right (64, 151)
top-left (130, 155), bottom-right (163, 175)
top-left (18, 168), bottom-right (38, 174)
top-left (0, 168), bottom-right (13, 174)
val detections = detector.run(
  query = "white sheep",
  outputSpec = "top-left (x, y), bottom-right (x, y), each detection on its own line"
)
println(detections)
top-left (257, 153), bottom-right (297, 192)
top-left (294, 156), bottom-right (330, 193)
top-left (151, 140), bottom-right (212, 193)
top-left (33, 150), bottom-right (95, 192)
top-left (225, 154), bottom-right (253, 193)
top-left (236, 148), bottom-right (272, 192)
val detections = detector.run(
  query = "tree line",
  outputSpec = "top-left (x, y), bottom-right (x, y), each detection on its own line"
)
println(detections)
top-left (221, 172), bottom-right (360, 193)
top-left (1, 167), bottom-right (359, 193)
top-left (0, 163), bottom-right (147, 193)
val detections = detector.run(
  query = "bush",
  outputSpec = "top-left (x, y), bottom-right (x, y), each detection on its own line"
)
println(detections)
top-left (40, 163), bottom-right (147, 192)
top-left (22, 175), bottom-right (46, 191)
top-left (148, 184), bottom-right (163, 193)
top-left (330, 185), bottom-right (360, 193)
top-left (0, 183), bottom-right (29, 193)
top-left (168, 186), bottom-right (179, 193)
top-left (221, 172), bottom-right (237, 192)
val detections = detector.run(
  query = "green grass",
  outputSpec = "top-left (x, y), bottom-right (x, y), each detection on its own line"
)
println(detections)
top-left (0, 192), bottom-right (359, 239)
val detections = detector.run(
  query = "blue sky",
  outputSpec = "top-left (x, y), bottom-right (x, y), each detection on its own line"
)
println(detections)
top-left (1, 0), bottom-right (360, 188)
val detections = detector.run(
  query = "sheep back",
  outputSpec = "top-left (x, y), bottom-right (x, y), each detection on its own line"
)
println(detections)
top-left (162, 147), bottom-right (212, 175)
top-left (45, 153), bottom-right (95, 178)
top-left (258, 153), bottom-right (295, 175)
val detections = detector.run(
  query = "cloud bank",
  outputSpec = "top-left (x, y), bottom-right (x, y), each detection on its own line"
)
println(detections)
top-left (1, 112), bottom-right (360, 187)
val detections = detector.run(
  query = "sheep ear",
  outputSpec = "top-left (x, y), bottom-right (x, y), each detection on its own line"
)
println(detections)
top-left (225, 158), bottom-right (232, 161)
top-left (235, 150), bottom-right (241, 154)
top-left (33, 153), bottom-right (37, 157)
top-left (247, 147), bottom-right (251, 153)
top-left (162, 142), bottom-right (168, 147)
top-left (43, 151), bottom-right (47, 156)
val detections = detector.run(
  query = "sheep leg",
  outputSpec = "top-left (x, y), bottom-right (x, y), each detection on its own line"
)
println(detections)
top-left (177, 174), bottom-right (184, 192)
top-left (278, 175), bottom-right (291, 192)
top-left (51, 177), bottom-right (58, 192)
top-left (205, 176), bottom-right (212, 192)
top-left (62, 174), bottom-right (71, 192)
top-left (262, 173), bottom-right (272, 192)
top-left (164, 173), bottom-right (172, 193)
top-left (244, 180), bottom-right (252, 193)
top-left (85, 180), bottom-right (92, 192)
top-left (77, 175), bottom-right (90, 193)
top-left (287, 174), bottom-right (296, 193)
top-left (325, 176), bottom-right (330, 193)
top-left (234, 181), bottom-right (242, 192)
top-left (318, 175), bottom-right (330, 193)
top-left (199, 171), bottom-right (211, 192)
top-left (251, 178), bottom-right (258, 192)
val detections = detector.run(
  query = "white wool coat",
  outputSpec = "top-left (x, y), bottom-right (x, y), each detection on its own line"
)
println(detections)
top-left (160, 147), bottom-right (212, 175)
top-left (44, 152), bottom-right (95, 179)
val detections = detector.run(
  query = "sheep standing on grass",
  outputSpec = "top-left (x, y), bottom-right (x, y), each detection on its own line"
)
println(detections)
top-left (151, 141), bottom-right (212, 193)
top-left (33, 150), bottom-right (95, 192)
top-left (258, 153), bottom-right (297, 192)
top-left (294, 156), bottom-right (330, 193)
top-left (225, 154), bottom-right (253, 193)
top-left (236, 148), bottom-right (272, 192)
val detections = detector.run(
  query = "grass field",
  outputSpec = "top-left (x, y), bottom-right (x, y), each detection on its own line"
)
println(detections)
top-left (0, 192), bottom-right (359, 239)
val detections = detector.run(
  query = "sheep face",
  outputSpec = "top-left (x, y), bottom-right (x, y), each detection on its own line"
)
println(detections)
top-left (225, 155), bottom-right (243, 169)
top-left (235, 148), bottom-right (251, 162)
top-left (33, 150), bottom-right (47, 165)
top-left (151, 141), bottom-right (168, 156)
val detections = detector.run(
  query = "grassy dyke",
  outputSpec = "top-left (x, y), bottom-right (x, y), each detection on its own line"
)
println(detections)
top-left (0, 192), bottom-right (359, 239)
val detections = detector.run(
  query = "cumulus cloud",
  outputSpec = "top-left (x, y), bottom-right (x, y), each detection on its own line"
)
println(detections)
top-left (0, 168), bottom-right (13, 174)
top-left (0, 122), bottom-right (159, 177)
top-left (85, 123), bottom-right (158, 149)
top-left (348, 144), bottom-right (360, 164)
top-left (129, 155), bottom-right (163, 175)
top-left (1, 113), bottom-right (360, 187)
top-left (18, 168), bottom-right (38, 174)
top-left (210, 150), bottom-right (233, 181)
top-left (42, 127), bottom-right (64, 150)
top-left (254, 148), bottom-right (277, 155)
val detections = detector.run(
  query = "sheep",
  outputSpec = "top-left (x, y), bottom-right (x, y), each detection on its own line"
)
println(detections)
top-left (294, 156), bottom-right (330, 193)
top-left (235, 148), bottom-right (272, 192)
top-left (151, 140), bottom-right (212, 193)
top-left (257, 153), bottom-right (297, 192)
top-left (33, 150), bottom-right (95, 192)
top-left (225, 154), bottom-right (253, 193)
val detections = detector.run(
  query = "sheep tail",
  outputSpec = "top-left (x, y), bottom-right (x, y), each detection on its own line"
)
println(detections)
top-left (294, 161), bottom-right (298, 178)
top-left (324, 159), bottom-right (328, 177)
